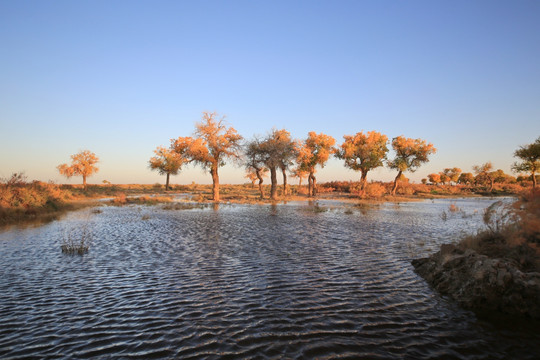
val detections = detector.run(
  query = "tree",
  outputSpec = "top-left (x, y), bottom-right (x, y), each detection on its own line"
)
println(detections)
top-left (244, 138), bottom-right (269, 199)
top-left (439, 172), bottom-right (450, 185)
top-left (296, 132), bottom-right (336, 197)
top-left (337, 131), bottom-right (388, 191)
top-left (149, 145), bottom-right (187, 190)
top-left (57, 150), bottom-right (99, 190)
top-left (290, 166), bottom-right (309, 187)
top-left (491, 169), bottom-right (510, 184)
top-left (458, 172), bottom-right (475, 185)
top-left (388, 136), bottom-right (436, 195)
top-left (473, 162), bottom-right (494, 192)
top-left (275, 130), bottom-right (297, 196)
top-left (428, 173), bottom-right (441, 185)
top-left (442, 167), bottom-right (462, 185)
top-left (512, 137), bottom-right (540, 188)
top-left (252, 129), bottom-right (296, 200)
top-left (172, 112), bottom-right (243, 202)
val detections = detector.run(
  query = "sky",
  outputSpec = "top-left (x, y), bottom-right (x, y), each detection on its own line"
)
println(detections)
top-left (1, 0), bottom-right (539, 185)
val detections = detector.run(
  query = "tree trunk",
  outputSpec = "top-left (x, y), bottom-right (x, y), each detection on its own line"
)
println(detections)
top-left (165, 173), bottom-right (170, 191)
top-left (256, 168), bottom-right (265, 199)
top-left (83, 175), bottom-right (87, 191)
top-left (211, 166), bottom-right (220, 202)
top-left (489, 178), bottom-right (494, 192)
top-left (360, 171), bottom-right (368, 190)
top-left (309, 172), bottom-right (317, 197)
top-left (270, 166), bottom-right (278, 200)
top-left (533, 171), bottom-right (537, 188)
top-left (308, 174), bottom-right (313, 197)
top-left (281, 167), bottom-right (288, 196)
top-left (392, 170), bottom-right (402, 195)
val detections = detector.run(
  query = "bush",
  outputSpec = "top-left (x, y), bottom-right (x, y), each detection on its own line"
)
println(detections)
top-left (365, 183), bottom-right (386, 197)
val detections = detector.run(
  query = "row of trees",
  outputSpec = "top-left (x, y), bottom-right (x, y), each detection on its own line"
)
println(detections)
top-left (426, 164), bottom-right (508, 191)
top-left (55, 113), bottom-right (539, 200)
top-left (149, 112), bottom-right (437, 201)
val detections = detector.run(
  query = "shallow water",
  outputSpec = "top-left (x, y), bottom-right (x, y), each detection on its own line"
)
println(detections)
top-left (1, 198), bottom-right (539, 359)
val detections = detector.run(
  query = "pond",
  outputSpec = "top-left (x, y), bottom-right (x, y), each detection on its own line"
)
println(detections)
top-left (1, 198), bottom-right (539, 359)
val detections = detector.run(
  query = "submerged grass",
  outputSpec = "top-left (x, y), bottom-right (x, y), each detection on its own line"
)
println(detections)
top-left (61, 222), bottom-right (92, 255)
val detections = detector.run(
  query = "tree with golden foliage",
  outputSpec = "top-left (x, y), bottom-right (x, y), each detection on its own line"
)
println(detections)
top-left (458, 172), bottom-right (475, 185)
top-left (428, 173), bottom-right (441, 185)
top-left (512, 137), bottom-right (540, 188)
top-left (57, 150), bottom-right (99, 190)
top-left (149, 145), bottom-right (188, 190)
top-left (388, 136), bottom-right (436, 195)
top-left (262, 129), bottom-right (296, 200)
top-left (439, 172), bottom-right (450, 185)
top-left (337, 131), bottom-right (388, 191)
top-left (171, 112), bottom-right (243, 202)
top-left (473, 162), bottom-right (494, 192)
top-left (296, 132), bottom-right (336, 197)
top-left (442, 167), bottom-right (462, 185)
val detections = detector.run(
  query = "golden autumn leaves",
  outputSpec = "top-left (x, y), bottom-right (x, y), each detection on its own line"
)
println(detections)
top-left (150, 112), bottom-right (437, 201)
top-left (57, 150), bottom-right (99, 190)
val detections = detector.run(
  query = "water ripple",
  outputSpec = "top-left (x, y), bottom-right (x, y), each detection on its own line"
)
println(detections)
top-left (0, 198), bottom-right (539, 359)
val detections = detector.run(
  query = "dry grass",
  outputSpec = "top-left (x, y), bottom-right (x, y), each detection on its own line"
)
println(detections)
top-left (457, 189), bottom-right (540, 272)
top-left (61, 223), bottom-right (92, 255)
top-left (109, 194), bottom-right (174, 206)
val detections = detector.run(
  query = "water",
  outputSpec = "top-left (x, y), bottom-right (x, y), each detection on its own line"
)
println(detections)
top-left (1, 198), bottom-right (539, 359)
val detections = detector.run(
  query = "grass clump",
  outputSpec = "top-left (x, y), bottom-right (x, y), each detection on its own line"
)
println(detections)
top-left (61, 224), bottom-right (92, 255)
top-left (457, 189), bottom-right (540, 272)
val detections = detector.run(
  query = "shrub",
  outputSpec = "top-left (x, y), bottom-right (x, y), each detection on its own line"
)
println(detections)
top-left (365, 183), bottom-right (386, 197)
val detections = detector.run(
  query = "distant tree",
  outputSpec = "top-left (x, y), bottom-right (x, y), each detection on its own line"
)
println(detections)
top-left (245, 138), bottom-right (269, 199)
top-left (421, 178), bottom-right (427, 185)
top-left (253, 129), bottom-right (297, 200)
top-left (388, 136), bottom-right (436, 195)
top-left (171, 112), bottom-right (243, 202)
top-left (458, 172), bottom-right (475, 185)
top-left (149, 145), bottom-right (187, 190)
top-left (57, 150), bottom-right (99, 190)
top-left (428, 173), bottom-right (441, 185)
top-left (275, 130), bottom-right (297, 196)
top-left (491, 169), bottom-right (511, 184)
top-left (442, 167), bottom-right (462, 185)
top-left (439, 172), bottom-right (450, 185)
top-left (296, 132), bottom-right (336, 197)
top-left (290, 166), bottom-right (309, 187)
top-left (473, 162), bottom-right (494, 192)
top-left (337, 131), bottom-right (388, 191)
top-left (512, 137), bottom-right (540, 188)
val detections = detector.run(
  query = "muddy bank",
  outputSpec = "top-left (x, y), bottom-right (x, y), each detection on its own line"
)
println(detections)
top-left (412, 243), bottom-right (540, 319)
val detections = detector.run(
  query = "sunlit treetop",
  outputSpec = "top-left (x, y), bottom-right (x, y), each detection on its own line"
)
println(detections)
top-left (388, 136), bottom-right (436, 173)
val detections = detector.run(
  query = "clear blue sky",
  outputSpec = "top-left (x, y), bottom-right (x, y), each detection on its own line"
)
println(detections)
top-left (1, 0), bottom-right (539, 185)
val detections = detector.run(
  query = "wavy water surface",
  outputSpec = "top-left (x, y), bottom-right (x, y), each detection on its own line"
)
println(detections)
top-left (1, 198), bottom-right (539, 359)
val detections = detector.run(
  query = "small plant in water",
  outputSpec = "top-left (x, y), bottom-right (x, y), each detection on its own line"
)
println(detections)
top-left (61, 224), bottom-right (92, 255)
top-left (440, 210), bottom-right (448, 221)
